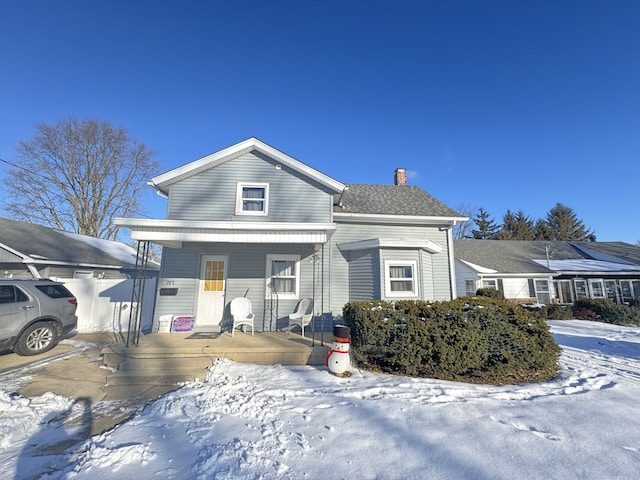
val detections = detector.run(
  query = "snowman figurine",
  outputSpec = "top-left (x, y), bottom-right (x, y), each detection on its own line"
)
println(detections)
top-left (327, 325), bottom-right (351, 375)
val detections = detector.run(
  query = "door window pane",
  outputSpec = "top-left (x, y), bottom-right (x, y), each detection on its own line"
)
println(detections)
top-left (204, 260), bottom-right (224, 292)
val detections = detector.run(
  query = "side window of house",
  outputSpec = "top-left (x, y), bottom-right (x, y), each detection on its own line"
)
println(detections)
top-left (266, 255), bottom-right (300, 299)
top-left (482, 279), bottom-right (498, 290)
top-left (574, 279), bottom-right (588, 300)
top-left (534, 279), bottom-right (552, 304)
top-left (384, 261), bottom-right (418, 297)
top-left (236, 183), bottom-right (269, 216)
top-left (465, 280), bottom-right (476, 296)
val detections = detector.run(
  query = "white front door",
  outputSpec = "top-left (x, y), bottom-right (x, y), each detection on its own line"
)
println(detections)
top-left (196, 255), bottom-right (227, 330)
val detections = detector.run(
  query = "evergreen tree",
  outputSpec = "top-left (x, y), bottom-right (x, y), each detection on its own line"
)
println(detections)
top-left (499, 210), bottom-right (535, 240)
top-left (497, 210), bottom-right (516, 240)
top-left (545, 203), bottom-right (595, 241)
top-left (471, 208), bottom-right (500, 239)
top-left (533, 219), bottom-right (554, 240)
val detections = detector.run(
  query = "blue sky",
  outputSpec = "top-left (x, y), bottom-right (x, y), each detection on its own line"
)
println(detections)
top-left (1, 1), bottom-right (638, 242)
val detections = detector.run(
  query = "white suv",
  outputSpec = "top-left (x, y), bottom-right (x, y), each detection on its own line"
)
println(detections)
top-left (0, 279), bottom-right (78, 356)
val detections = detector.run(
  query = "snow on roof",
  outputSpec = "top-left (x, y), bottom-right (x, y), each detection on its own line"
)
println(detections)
top-left (459, 259), bottom-right (498, 274)
top-left (532, 259), bottom-right (640, 272)
top-left (58, 231), bottom-right (138, 266)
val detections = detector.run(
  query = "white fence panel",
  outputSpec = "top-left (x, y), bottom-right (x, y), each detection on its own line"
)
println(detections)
top-left (52, 277), bottom-right (157, 334)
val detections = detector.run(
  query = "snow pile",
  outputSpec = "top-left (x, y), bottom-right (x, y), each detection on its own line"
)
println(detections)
top-left (2, 320), bottom-right (640, 479)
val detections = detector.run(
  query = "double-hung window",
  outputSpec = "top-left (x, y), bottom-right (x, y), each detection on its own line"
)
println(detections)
top-left (385, 261), bottom-right (418, 297)
top-left (534, 279), bottom-right (552, 304)
top-left (236, 183), bottom-right (269, 216)
top-left (266, 255), bottom-right (300, 299)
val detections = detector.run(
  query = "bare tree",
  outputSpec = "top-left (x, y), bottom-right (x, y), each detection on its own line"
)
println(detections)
top-left (452, 203), bottom-right (476, 239)
top-left (4, 118), bottom-right (159, 240)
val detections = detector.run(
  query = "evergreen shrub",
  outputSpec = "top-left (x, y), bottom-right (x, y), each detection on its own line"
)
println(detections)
top-left (343, 297), bottom-right (560, 384)
top-left (572, 299), bottom-right (640, 326)
top-left (540, 304), bottom-right (574, 320)
top-left (475, 288), bottom-right (504, 300)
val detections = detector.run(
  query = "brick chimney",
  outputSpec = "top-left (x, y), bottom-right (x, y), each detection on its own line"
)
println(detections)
top-left (394, 168), bottom-right (407, 186)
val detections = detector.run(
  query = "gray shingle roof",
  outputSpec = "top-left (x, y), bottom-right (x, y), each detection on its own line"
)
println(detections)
top-left (0, 217), bottom-right (139, 267)
top-left (454, 240), bottom-right (640, 274)
top-left (335, 184), bottom-right (463, 217)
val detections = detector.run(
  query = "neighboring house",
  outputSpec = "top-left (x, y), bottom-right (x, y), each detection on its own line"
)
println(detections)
top-left (454, 240), bottom-right (640, 304)
top-left (0, 217), bottom-right (159, 332)
top-left (0, 217), bottom-right (159, 279)
top-left (115, 137), bottom-right (467, 333)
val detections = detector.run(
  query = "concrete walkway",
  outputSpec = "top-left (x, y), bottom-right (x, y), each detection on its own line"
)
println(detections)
top-left (0, 331), bottom-right (332, 436)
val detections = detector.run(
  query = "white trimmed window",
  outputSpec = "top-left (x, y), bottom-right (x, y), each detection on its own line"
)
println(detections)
top-left (236, 183), bottom-right (269, 215)
top-left (465, 279), bottom-right (476, 296)
top-left (266, 255), bottom-right (300, 299)
top-left (384, 261), bottom-right (418, 297)
top-left (482, 279), bottom-right (498, 290)
top-left (534, 279), bottom-right (552, 304)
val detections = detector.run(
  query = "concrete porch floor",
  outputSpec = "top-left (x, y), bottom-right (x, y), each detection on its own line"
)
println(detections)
top-left (104, 330), bottom-right (333, 368)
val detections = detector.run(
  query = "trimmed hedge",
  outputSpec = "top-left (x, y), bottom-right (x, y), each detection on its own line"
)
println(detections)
top-left (343, 297), bottom-right (561, 384)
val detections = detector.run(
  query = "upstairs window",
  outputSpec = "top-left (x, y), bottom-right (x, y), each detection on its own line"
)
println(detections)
top-left (236, 183), bottom-right (269, 216)
top-left (385, 261), bottom-right (418, 298)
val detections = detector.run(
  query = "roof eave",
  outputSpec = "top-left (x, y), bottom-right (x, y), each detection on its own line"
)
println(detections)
top-left (334, 212), bottom-right (469, 225)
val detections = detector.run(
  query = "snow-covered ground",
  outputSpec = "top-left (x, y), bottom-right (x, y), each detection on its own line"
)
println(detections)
top-left (2, 320), bottom-right (640, 479)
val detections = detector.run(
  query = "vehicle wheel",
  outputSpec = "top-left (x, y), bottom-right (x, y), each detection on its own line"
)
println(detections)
top-left (14, 322), bottom-right (59, 356)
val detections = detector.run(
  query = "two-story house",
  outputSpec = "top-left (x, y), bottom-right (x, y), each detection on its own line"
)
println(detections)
top-left (115, 138), bottom-right (467, 333)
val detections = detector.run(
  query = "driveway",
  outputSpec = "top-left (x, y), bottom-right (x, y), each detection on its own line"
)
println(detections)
top-left (0, 333), bottom-right (178, 436)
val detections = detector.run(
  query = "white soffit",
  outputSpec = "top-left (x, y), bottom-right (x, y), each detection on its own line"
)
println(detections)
top-left (338, 238), bottom-right (443, 254)
top-left (115, 219), bottom-right (336, 245)
top-left (131, 229), bottom-right (328, 244)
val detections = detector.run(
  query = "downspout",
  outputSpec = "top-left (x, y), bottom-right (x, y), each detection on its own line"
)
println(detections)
top-left (446, 226), bottom-right (457, 299)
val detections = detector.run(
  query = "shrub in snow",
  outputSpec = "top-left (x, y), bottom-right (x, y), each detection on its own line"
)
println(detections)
top-left (343, 297), bottom-right (561, 384)
top-left (572, 299), bottom-right (640, 326)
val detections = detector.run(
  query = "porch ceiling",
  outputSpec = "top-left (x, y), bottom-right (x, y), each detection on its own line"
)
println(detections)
top-left (114, 218), bottom-right (336, 248)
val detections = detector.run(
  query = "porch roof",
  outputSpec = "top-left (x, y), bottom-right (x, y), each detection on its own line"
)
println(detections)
top-left (114, 218), bottom-right (336, 248)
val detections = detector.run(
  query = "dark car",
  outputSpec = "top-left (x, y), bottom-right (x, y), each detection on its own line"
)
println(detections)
top-left (0, 279), bottom-right (78, 355)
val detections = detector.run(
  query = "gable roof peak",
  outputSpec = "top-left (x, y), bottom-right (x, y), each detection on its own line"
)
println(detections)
top-left (150, 138), bottom-right (345, 194)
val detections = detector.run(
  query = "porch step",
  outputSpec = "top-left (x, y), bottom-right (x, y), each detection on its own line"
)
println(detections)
top-left (100, 332), bottom-right (331, 386)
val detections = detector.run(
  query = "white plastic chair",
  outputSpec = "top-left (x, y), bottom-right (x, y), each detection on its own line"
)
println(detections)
top-left (288, 298), bottom-right (314, 337)
top-left (230, 297), bottom-right (254, 336)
